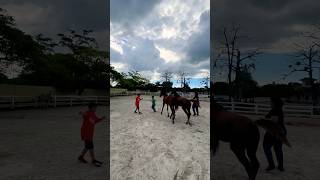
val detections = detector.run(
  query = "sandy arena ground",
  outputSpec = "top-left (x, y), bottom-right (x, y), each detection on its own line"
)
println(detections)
top-left (110, 95), bottom-right (210, 180)
top-left (212, 114), bottom-right (320, 180)
top-left (0, 106), bottom-right (108, 180)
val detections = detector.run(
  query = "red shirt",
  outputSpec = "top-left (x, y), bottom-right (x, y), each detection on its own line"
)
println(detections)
top-left (81, 111), bottom-right (102, 141)
top-left (135, 96), bottom-right (141, 106)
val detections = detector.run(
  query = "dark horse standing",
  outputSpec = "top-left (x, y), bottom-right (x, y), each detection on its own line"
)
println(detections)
top-left (160, 88), bottom-right (175, 121)
top-left (212, 100), bottom-right (290, 180)
top-left (171, 91), bottom-right (192, 125)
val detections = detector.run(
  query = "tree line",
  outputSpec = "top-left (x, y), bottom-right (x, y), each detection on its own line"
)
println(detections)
top-left (110, 68), bottom-right (210, 93)
top-left (0, 8), bottom-right (109, 95)
top-left (213, 24), bottom-right (320, 105)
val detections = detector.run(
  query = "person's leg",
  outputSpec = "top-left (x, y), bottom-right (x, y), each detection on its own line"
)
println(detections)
top-left (263, 132), bottom-right (275, 171)
top-left (86, 141), bottom-right (102, 167)
top-left (80, 148), bottom-right (88, 157)
top-left (274, 139), bottom-right (284, 171)
top-left (78, 141), bottom-right (89, 163)
top-left (196, 106), bottom-right (199, 116)
top-left (134, 106), bottom-right (137, 113)
top-left (192, 106), bottom-right (196, 116)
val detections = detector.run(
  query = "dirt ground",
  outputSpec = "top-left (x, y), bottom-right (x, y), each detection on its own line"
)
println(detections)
top-left (2, 97), bottom-right (318, 180)
top-left (212, 115), bottom-right (320, 180)
top-left (0, 106), bottom-right (108, 180)
top-left (110, 95), bottom-right (210, 180)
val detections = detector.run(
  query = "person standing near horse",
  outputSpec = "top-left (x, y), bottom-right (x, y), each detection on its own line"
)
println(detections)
top-left (151, 95), bottom-right (156, 112)
top-left (191, 92), bottom-right (200, 116)
top-left (134, 94), bottom-right (143, 114)
top-left (263, 96), bottom-right (287, 172)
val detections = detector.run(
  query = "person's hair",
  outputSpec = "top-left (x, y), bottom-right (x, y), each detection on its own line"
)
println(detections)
top-left (152, 95), bottom-right (154, 98)
top-left (194, 92), bottom-right (199, 98)
top-left (88, 102), bottom-right (98, 109)
top-left (137, 94), bottom-right (140, 96)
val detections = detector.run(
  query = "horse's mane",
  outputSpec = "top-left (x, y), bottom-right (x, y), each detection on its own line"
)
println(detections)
top-left (171, 91), bottom-right (180, 97)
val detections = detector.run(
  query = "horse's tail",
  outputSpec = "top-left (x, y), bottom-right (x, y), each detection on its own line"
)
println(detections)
top-left (254, 119), bottom-right (291, 147)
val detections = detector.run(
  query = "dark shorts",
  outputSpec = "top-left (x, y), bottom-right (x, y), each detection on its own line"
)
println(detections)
top-left (84, 140), bottom-right (94, 149)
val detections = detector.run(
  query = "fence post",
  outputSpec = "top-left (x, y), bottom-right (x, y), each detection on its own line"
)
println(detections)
top-left (70, 97), bottom-right (73, 107)
top-left (231, 101), bottom-right (235, 112)
top-left (311, 106), bottom-right (314, 117)
top-left (95, 96), bottom-right (98, 104)
top-left (54, 96), bottom-right (57, 108)
top-left (255, 104), bottom-right (258, 114)
top-left (11, 96), bottom-right (15, 109)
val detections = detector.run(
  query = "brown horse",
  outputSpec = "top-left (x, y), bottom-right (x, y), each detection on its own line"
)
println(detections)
top-left (171, 91), bottom-right (192, 125)
top-left (160, 88), bottom-right (175, 122)
top-left (212, 100), bottom-right (290, 180)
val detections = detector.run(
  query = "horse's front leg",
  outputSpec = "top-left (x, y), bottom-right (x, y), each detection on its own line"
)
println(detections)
top-left (170, 106), bottom-right (175, 124)
top-left (167, 104), bottom-right (170, 117)
top-left (161, 102), bottom-right (165, 115)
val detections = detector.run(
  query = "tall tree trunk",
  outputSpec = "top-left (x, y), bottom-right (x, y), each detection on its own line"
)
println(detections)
top-left (234, 50), bottom-right (241, 101)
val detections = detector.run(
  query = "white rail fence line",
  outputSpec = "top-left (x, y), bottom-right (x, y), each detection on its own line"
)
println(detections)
top-left (0, 96), bottom-right (109, 109)
top-left (110, 91), bottom-right (209, 98)
top-left (217, 101), bottom-right (320, 118)
top-left (110, 91), bottom-right (160, 97)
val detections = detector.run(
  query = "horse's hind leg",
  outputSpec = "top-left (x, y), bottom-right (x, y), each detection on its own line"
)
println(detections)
top-left (247, 126), bottom-right (260, 180)
top-left (167, 104), bottom-right (170, 117)
top-left (247, 148), bottom-right (259, 180)
top-left (182, 107), bottom-right (191, 126)
top-left (230, 143), bottom-right (254, 180)
top-left (171, 107), bottom-right (175, 124)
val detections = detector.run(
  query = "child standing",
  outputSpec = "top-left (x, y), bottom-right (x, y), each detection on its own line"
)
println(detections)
top-left (134, 94), bottom-right (143, 114)
top-left (151, 96), bottom-right (156, 112)
top-left (78, 103), bottom-right (105, 167)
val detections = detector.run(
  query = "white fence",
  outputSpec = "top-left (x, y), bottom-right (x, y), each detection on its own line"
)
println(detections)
top-left (110, 91), bottom-right (160, 97)
top-left (110, 91), bottom-right (209, 98)
top-left (217, 101), bottom-right (320, 118)
top-left (0, 96), bottom-right (109, 109)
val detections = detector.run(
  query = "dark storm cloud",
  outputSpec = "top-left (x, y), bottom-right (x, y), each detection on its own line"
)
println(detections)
top-left (212, 0), bottom-right (320, 52)
top-left (1, 0), bottom-right (108, 48)
top-left (110, 0), bottom-right (161, 27)
top-left (185, 10), bottom-right (210, 64)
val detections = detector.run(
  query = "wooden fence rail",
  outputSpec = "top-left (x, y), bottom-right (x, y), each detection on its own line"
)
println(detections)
top-left (217, 101), bottom-right (320, 118)
top-left (0, 96), bottom-right (109, 109)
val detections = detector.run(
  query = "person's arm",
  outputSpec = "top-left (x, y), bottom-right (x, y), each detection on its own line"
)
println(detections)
top-left (93, 114), bottom-right (105, 123)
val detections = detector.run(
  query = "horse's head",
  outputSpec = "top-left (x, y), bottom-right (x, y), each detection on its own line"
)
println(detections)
top-left (171, 91), bottom-right (180, 97)
top-left (160, 88), bottom-right (167, 97)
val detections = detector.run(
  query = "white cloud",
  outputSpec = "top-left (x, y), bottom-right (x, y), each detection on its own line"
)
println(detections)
top-left (156, 46), bottom-right (182, 63)
top-left (110, 0), bottom-right (210, 83)
top-left (110, 35), bottom-right (124, 55)
top-left (112, 62), bottom-right (129, 72)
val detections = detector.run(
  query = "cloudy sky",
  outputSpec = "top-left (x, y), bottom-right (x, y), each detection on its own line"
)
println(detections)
top-left (110, 0), bottom-right (210, 88)
top-left (1, 0), bottom-right (109, 49)
top-left (212, 0), bottom-right (320, 85)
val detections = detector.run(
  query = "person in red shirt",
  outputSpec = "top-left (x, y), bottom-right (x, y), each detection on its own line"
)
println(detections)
top-left (134, 94), bottom-right (143, 114)
top-left (78, 103), bottom-right (105, 167)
